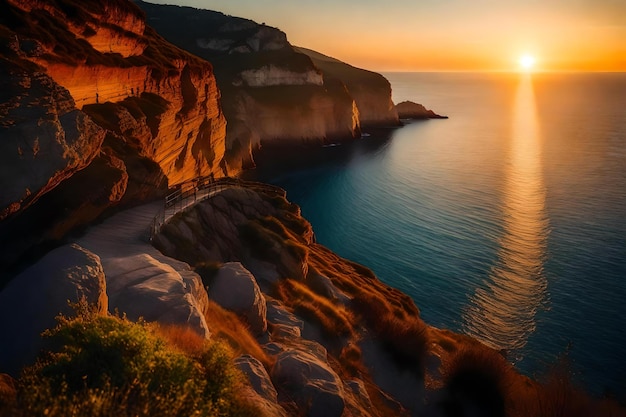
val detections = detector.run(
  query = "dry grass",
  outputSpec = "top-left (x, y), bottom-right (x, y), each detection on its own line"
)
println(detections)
top-left (301, 244), bottom-right (430, 375)
top-left (275, 279), bottom-right (354, 339)
top-left (309, 245), bottom-right (420, 316)
top-left (339, 343), bottom-right (365, 377)
top-left (355, 290), bottom-right (429, 373)
top-left (238, 218), bottom-right (309, 263)
top-left (204, 301), bottom-right (273, 369)
top-left (433, 332), bottom-right (459, 354)
top-left (443, 345), bottom-right (516, 391)
top-left (152, 323), bottom-right (207, 357)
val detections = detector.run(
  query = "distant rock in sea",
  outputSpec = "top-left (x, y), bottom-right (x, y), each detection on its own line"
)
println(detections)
top-left (395, 100), bottom-right (448, 119)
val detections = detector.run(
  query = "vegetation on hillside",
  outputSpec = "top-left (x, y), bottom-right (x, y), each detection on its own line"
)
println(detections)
top-left (0, 300), bottom-right (258, 417)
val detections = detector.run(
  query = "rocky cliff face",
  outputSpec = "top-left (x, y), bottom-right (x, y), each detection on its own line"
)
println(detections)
top-left (295, 46), bottom-right (400, 126)
top-left (138, 1), bottom-right (406, 172)
top-left (153, 184), bottom-right (426, 415)
top-left (0, 0), bottom-right (227, 270)
top-left (150, 182), bottom-right (539, 416)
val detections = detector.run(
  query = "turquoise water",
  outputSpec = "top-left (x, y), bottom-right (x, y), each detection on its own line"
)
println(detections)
top-left (251, 72), bottom-right (626, 398)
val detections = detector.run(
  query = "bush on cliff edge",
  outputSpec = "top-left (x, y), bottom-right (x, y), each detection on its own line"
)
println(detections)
top-left (1, 301), bottom-right (258, 417)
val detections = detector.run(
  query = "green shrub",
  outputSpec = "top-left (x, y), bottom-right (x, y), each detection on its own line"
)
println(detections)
top-left (4, 302), bottom-right (258, 417)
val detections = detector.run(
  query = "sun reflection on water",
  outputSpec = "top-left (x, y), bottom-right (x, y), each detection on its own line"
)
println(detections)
top-left (462, 74), bottom-right (549, 356)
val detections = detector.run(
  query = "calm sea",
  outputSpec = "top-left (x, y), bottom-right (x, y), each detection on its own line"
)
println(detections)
top-left (251, 72), bottom-right (626, 398)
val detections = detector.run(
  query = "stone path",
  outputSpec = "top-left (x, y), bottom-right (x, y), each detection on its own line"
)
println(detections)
top-left (0, 184), bottom-right (224, 373)
top-left (70, 178), bottom-right (283, 335)
top-left (74, 192), bottom-right (216, 337)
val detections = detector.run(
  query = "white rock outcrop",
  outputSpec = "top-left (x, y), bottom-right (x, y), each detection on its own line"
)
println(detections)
top-left (74, 201), bottom-right (211, 339)
top-left (209, 262), bottom-right (268, 336)
top-left (236, 65), bottom-right (323, 87)
top-left (266, 296), bottom-right (304, 338)
top-left (235, 355), bottom-right (279, 403)
top-left (105, 253), bottom-right (209, 335)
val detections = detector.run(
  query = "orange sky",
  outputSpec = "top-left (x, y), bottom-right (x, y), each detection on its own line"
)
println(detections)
top-left (146, 0), bottom-right (626, 72)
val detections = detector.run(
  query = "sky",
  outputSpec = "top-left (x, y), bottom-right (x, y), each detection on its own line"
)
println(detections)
top-left (145, 0), bottom-right (626, 72)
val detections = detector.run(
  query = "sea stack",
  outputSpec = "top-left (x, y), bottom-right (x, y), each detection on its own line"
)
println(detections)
top-left (395, 100), bottom-right (448, 119)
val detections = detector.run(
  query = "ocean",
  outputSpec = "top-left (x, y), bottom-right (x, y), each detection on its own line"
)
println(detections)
top-left (251, 72), bottom-right (626, 398)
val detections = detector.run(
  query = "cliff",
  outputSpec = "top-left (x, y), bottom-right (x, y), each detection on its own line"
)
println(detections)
top-left (0, 0), bottom-right (227, 271)
top-left (295, 46), bottom-right (399, 126)
top-left (137, 1), bottom-right (401, 172)
top-left (148, 182), bottom-right (607, 416)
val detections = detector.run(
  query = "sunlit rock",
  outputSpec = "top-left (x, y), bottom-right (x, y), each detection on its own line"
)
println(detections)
top-left (296, 46), bottom-right (400, 126)
top-left (104, 253), bottom-right (210, 338)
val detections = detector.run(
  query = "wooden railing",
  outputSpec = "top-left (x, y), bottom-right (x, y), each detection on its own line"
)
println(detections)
top-left (150, 176), bottom-right (285, 240)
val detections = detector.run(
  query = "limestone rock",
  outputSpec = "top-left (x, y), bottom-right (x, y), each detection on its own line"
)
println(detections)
top-left (237, 384), bottom-right (289, 417)
top-left (271, 347), bottom-right (345, 417)
top-left (236, 65), bottom-right (323, 87)
top-left (139, 1), bottom-right (290, 57)
top-left (235, 355), bottom-right (278, 403)
top-left (344, 379), bottom-right (376, 416)
top-left (0, 244), bottom-right (107, 375)
top-left (395, 100), bottom-right (448, 119)
top-left (308, 273), bottom-right (351, 305)
top-left (103, 253), bottom-right (210, 337)
top-left (209, 262), bottom-right (267, 336)
top-left (266, 296), bottom-right (303, 338)
top-left (10, 0), bottom-right (147, 58)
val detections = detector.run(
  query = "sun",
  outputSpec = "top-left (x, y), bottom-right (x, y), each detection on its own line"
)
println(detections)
top-left (519, 54), bottom-right (536, 71)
